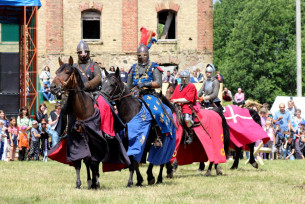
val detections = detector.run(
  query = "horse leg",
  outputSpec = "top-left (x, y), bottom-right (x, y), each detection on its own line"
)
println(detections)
top-left (248, 142), bottom-right (258, 169)
top-left (135, 163), bottom-right (143, 187)
top-left (127, 157), bottom-right (135, 187)
top-left (172, 158), bottom-right (178, 172)
top-left (166, 162), bottom-right (174, 178)
top-left (90, 161), bottom-right (100, 189)
top-left (146, 163), bottom-right (156, 185)
top-left (204, 162), bottom-right (213, 176)
top-left (198, 162), bottom-right (205, 172)
top-left (156, 164), bottom-right (164, 184)
top-left (74, 160), bottom-right (82, 189)
top-left (231, 147), bottom-right (241, 170)
top-left (85, 161), bottom-right (92, 189)
top-left (215, 164), bottom-right (223, 175)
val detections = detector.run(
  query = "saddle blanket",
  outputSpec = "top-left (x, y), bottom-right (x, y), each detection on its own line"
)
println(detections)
top-left (224, 105), bottom-right (270, 149)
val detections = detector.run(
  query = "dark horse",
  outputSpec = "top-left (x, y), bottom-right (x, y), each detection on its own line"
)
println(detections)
top-left (50, 57), bottom-right (104, 189)
top-left (101, 68), bottom-right (174, 187)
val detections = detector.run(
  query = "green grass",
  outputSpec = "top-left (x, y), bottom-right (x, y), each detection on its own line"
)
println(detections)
top-left (0, 160), bottom-right (304, 203)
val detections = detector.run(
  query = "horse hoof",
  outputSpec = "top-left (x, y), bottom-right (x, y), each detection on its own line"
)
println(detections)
top-left (76, 181), bottom-right (81, 189)
top-left (156, 180), bottom-right (163, 184)
top-left (216, 166), bottom-right (223, 175)
top-left (250, 161), bottom-right (258, 169)
top-left (204, 170), bottom-right (211, 177)
top-left (87, 180), bottom-right (92, 189)
top-left (136, 183), bottom-right (143, 187)
top-left (230, 166), bottom-right (238, 170)
top-left (216, 170), bottom-right (223, 175)
top-left (197, 168), bottom-right (204, 172)
top-left (167, 172), bottom-right (173, 179)
top-left (148, 177), bottom-right (155, 185)
top-left (126, 182), bottom-right (133, 188)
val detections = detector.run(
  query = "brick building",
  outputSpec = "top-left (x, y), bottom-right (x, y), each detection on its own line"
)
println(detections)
top-left (1, 0), bottom-right (214, 76)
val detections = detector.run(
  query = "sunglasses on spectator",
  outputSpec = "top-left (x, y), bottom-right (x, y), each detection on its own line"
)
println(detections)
top-left (41, 123), bottom-right (47, 125)
top-left (268, 115), bottom-right (273, 118)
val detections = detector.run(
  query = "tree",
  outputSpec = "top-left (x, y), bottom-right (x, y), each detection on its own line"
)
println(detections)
top-left (214, 0), bottom-right (305, 104)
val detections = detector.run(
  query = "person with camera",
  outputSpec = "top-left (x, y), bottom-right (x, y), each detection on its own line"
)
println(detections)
top-left (222, 87), bottom-right (232, 102)
top-left (287, 98), bottom-right (297, 117)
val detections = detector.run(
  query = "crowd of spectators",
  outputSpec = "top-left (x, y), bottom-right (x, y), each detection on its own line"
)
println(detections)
top-left (0, 102), bottom-right (62, 162)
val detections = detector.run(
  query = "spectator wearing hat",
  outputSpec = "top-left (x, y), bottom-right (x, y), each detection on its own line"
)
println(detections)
top-left (18, 125), bottom-right (29, 161)
top-left (41, 81), bottom-right (56, 103)
top-left (233, 88), bottom-right (245, 106)
top-left (295, 132), bottom-right (305, 159)
top-left (282, 134), bottom-right (295, 160)
top-left (28, 120), bottom-right (41, 161)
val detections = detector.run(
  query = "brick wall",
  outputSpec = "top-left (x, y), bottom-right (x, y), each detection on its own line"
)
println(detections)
top-left (197, 0), bottom-right (213, 53)
top-left (122, 0), bottom-right (138, 52)
top-left (46, 0), bottom-right (63, 54)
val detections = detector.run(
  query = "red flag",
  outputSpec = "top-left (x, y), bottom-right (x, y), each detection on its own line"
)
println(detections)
top-left (224, 105), bottom-right (270, 149)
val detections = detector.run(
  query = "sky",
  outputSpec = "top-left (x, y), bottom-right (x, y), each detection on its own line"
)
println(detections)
top-left (213, 0), bottom-right (219, 4)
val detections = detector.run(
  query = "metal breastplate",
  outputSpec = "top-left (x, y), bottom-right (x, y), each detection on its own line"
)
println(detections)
top-left (204, 79), bottom-right (214, 95)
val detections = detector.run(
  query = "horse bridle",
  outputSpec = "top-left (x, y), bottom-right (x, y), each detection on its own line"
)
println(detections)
top-left (101, 75), bottom-right (127, 101)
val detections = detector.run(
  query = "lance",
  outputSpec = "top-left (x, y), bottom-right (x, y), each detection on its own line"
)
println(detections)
top-left (188, 105), bottom-right (211, 138)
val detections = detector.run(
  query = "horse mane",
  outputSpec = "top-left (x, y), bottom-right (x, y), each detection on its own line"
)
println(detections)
top-left (72, 66), bottom-right (85, 90)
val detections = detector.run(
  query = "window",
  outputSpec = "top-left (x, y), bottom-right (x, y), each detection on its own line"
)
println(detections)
top-left (82, 10), bottom-right (101, 41)
top-left (157, 10), bottom-right (176, 40)
top-left (1, 24), bottom-right (19, 42)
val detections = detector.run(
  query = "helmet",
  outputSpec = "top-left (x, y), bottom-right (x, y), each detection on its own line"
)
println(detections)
top-left (180, 70), bottom-right (190, 85)
top-left (77, 40), bottom-right (90, 63)
top-left (137, 44), bottom-right (149, 66)
top-left (205, 63), bottom-right (215, 78)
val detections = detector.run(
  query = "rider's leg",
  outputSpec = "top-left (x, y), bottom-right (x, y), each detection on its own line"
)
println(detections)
top-left (184, 113), bottom-right (194, 144)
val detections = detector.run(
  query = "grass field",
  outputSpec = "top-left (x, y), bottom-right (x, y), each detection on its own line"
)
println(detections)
top-left (0, 159), bottom-right (304, 203)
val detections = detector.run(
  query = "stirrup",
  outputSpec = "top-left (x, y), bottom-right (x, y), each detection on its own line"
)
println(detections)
top-left (153, 137), bottom-right (163, 148)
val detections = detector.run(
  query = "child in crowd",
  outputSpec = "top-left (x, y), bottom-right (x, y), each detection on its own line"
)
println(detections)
top-left (0, 110), bottom-right (9, 161)
top-left (18, 125), bottom-right (29, 161)
top-left (263, 116), bottom-right (275, 160)
top-left (8, 117), bottom-right (19, 161)
top-left (28, 120), bottom-right (41, 161)
top-left (282, 134), bottom-right (295, 160)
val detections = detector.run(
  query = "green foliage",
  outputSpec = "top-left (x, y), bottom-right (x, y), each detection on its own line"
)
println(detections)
top-left (158, 23), bottom-right (164, 39)
top-left (214, 0), bottom-right (305, 104)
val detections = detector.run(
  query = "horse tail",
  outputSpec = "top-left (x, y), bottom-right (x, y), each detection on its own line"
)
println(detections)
top-left (213, 107), bottom-right (230, 157)
top-left (248, 109), bottom-right (261, 126)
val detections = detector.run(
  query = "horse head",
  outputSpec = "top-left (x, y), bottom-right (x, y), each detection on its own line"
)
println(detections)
top-left (101, 67), bottom-right (126, 101)
top-left (51, 56), bottom-right (84, 96)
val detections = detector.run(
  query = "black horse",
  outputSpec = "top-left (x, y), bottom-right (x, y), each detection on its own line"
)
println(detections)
top-left (50, 57), bottom-right (107, 189)
top-left (101, 68), bottom-right (174, 187)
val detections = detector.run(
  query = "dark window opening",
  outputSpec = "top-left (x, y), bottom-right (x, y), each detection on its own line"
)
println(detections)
top-left (83, 20), bottom-right (100, 39)
top-left (158, 10), bottom-right (176, 40)
top-left (82, 10), bottom-right (101, 40)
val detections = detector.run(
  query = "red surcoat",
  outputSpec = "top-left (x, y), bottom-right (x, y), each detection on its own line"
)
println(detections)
top-left (171, 83), bottom-right (197, 115)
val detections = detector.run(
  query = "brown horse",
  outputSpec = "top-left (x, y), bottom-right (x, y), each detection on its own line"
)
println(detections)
top-left (50, 56), bottom-right (106, 189)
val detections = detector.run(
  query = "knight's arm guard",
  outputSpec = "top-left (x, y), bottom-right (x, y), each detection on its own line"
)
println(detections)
top-left (152, 68), bottom-right (162, 89)
top-left (198, 83), bottom-right (205, 97)
top-left (84, 63), bottom-right (101, 91)
top-left (127, 70), bottom-right (134, 90)
top-left (205, 80), bottom-right (220, 101)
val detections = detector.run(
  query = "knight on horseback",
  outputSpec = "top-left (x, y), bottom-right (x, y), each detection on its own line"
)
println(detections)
top-left (127, 43), bottom-right (172, 147)
top-left (75, 40), bottom-right (101, 95)
top-left (171, 70), bottom-right (198, 144)
top-left (198, 64), bottom-right (221, 108)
